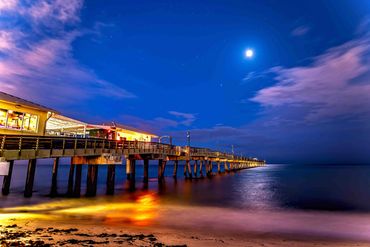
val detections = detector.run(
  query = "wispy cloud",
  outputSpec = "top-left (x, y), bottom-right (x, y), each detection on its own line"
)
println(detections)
top-left (117, 111), bottom-right (197, 134)
top-left (0, 0), bottom-right (134, 106)
top-left (0, 0), bottom-right (17, 11)
top-left (168, 111), bottom-right (197, 126)
top-left (28, 0), bottom-right (83, 25)
top-left (251, 35), bottom-right (370, 122)
top-left (291, 25), bottom-right (310, 37)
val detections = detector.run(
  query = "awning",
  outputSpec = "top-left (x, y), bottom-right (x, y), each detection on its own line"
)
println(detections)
top-left (46, 114), bottom-right (87, 130)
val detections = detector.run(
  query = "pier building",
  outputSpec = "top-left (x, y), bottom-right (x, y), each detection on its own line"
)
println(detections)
top-left (0, 92), bottom-right (55, 136)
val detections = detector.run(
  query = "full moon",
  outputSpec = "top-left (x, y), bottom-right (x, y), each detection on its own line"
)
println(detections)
top-left (245, 49), bottom-right (254, 58)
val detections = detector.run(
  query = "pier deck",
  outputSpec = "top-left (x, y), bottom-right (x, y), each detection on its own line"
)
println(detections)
top-left (0, 134), bottom-right (265, 197)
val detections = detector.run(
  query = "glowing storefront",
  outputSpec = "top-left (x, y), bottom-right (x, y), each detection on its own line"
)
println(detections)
top-left (101, 122), bottom-right (157, 142)
top-left (0, 92), bottom-right (55, 136)
top-left (46, 118), bottom-right (157, 142)
top-left (0, 92), bottom-right (157, 142)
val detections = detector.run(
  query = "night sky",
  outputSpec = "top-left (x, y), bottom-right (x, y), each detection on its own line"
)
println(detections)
top-left (0, 0), bottom-right (369, 164)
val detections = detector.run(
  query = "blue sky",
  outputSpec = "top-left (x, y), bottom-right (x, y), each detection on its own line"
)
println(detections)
top-left (0, 0), bottom-right (370, 164)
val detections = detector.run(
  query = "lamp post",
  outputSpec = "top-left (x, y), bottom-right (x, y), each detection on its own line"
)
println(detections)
top-left (186, 131), bottom-right (190, 147)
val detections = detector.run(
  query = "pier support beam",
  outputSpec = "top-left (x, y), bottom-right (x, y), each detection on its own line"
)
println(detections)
top-left (224, 162), bottom-right (229, 172)
top-left (173, 160), bottom-right (178, 178)
top-left (126, 159), bottom-right (132, 180)
top-left (50, 157), bottom-right (59, 197)
top-left (86, 165), bottom-right (98, 197)
top-left (67, 163), bottom-right (75, 196)
top-left (183, 161), bottom-right (187, 178)
top-left (143, 159), bottom-right (149, 183)
top-left (206, 161), bottom-right (212, 177)
top-left (186, 160), bottom-right (192, 179)
top-left (199, 160), bottom-right (204, 178)
top-left (158, 159), bottom-right (163, 180)
top-left (74, 165), bottom-right (82, 197)
top-left (106, 165), bottom-right (115, 195)
top-left (2, 160), bottom-right (14, 196)
top-left (128, 159), bottom-right (136, 190)
top-left (24, 159), bottom-right (37, 198)
top-left (193, 160), bottom-right (198, 178)
top-left (126, 158), bottom-right (136, 181)
top-left (160, 160), bottom-right (167, 180)
top-left (217, 161), bottom-right (221, 174)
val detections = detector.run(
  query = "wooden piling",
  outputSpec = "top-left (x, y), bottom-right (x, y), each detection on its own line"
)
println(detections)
top-left (129, 159), bottom-right (136, 191)
top-left (206, 160), bottom-right (212, 177)
top-left (217, 161), bottom-right (221, 173)
top-left (199, 160), bottom-right (204, 178)
top-left (86, 165), bottom-right (98, 197)
top-left (160, 160), bottom-right (167, 179)
top-left (50, 157), bottom-right (59, 197)
top-left (24, 159), bottom-right (37, 198)
top-left (158, 159), bottom-right (163, 180)
top-left (143, 159), bottom-right (149, 183)
top-left (74, 165), bottom-right (82, 197)
top-left (131, 160), bottom-right (136, 180)
top-left (224, 162), bottom-right (229, 172)
top-left (106, 165), bottom-right (115, 195)
top-left (173, 160), bottom-right (178, 178)
top-left (183, 161), bottom-right (187, 178)
top-left (67, 163), bottom-right (75, 196)
top-left (126, 159), bottom-right (132, 180)
top-left (186, 160), bottom-right (192, 179)
top-left (193, 160), bottom-right (198, 178)
top-left (1, 160), bottom-right (14, 196)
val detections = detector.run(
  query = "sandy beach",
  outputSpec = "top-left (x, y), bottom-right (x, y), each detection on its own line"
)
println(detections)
top-left (1, 194), bottom-right (370, 246)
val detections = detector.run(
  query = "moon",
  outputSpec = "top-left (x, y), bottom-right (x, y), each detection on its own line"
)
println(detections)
top-left (245, 49), bottom-right (254, 58)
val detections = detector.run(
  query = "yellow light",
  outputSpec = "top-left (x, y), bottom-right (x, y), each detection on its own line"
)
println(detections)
top-left (0, 192), bottom-right (159, 227)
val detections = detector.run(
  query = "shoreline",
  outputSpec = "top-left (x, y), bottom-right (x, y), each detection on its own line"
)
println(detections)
top-left (1, 219), bottom-right (369, 247)
top-left (1, 197), bottom-right (370, 246)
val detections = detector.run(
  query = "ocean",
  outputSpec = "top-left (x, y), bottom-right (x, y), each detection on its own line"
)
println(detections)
top-left (1, 162), bottom-right (370, 212)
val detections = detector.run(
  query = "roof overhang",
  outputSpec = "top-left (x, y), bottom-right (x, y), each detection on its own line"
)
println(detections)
top-left (46, 114), bottom-right (87, 130)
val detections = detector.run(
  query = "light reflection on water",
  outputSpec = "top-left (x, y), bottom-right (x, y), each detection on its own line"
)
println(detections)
top-left (0, 192), bottom-right (159, 227)
top-left (1, 164), bottom-right (370, 242)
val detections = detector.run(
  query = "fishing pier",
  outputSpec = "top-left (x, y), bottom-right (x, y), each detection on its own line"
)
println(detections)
top-left (0, 91), bottom-right (265, 198)
top-left (0, 135), bottom-right (265, 197)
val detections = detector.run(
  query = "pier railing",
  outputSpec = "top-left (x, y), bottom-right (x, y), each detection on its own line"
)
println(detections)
top-left (0, 135), bottom-right (263, 163)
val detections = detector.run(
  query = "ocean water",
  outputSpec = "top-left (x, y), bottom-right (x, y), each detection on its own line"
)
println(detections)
top-left (1, 162), bottom-right (370, 212)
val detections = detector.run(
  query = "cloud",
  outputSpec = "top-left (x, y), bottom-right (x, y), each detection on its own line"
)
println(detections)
top-left (168, 111), bottom-right (197, 126)
top-left (251, 35), bottom-right (370, 122)
top-left (291, 25), bottom-right (310, 37)
top-left (0, 30), bottom-right (16, 51)
top-left (28, 0), bottom-right (83, 26)
top-left (241, 71), bottom-right (268, 85)
top-left (118, 111), bottom-right (197, 134)
top-left (0, 0), bottom-right (17, 11)
top-left (0, 0), bottom-right (134, 106)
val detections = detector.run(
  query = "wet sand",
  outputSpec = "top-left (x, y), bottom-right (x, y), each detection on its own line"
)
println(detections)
top-left (1, 195), bottom-right (370, 246)
top-left (1, 222), bottom-right (369, 247)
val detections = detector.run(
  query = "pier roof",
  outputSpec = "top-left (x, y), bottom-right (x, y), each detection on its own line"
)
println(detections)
top-left (0, 91), bottom-right (57, 113)
top-left (46, 114), bottom-right (88, 130)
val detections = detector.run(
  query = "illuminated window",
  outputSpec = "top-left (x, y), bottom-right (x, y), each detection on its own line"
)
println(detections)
top-left (7, 111), bottom-right (24, 130)
top-left (29, 115), bottom-right (38, 132)
top-left (22, 113), bottom-right (38, 132)
top-left (0, 109), bottom-right (7, 127)
top-left (22, 113), bottom-right (30, 130)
